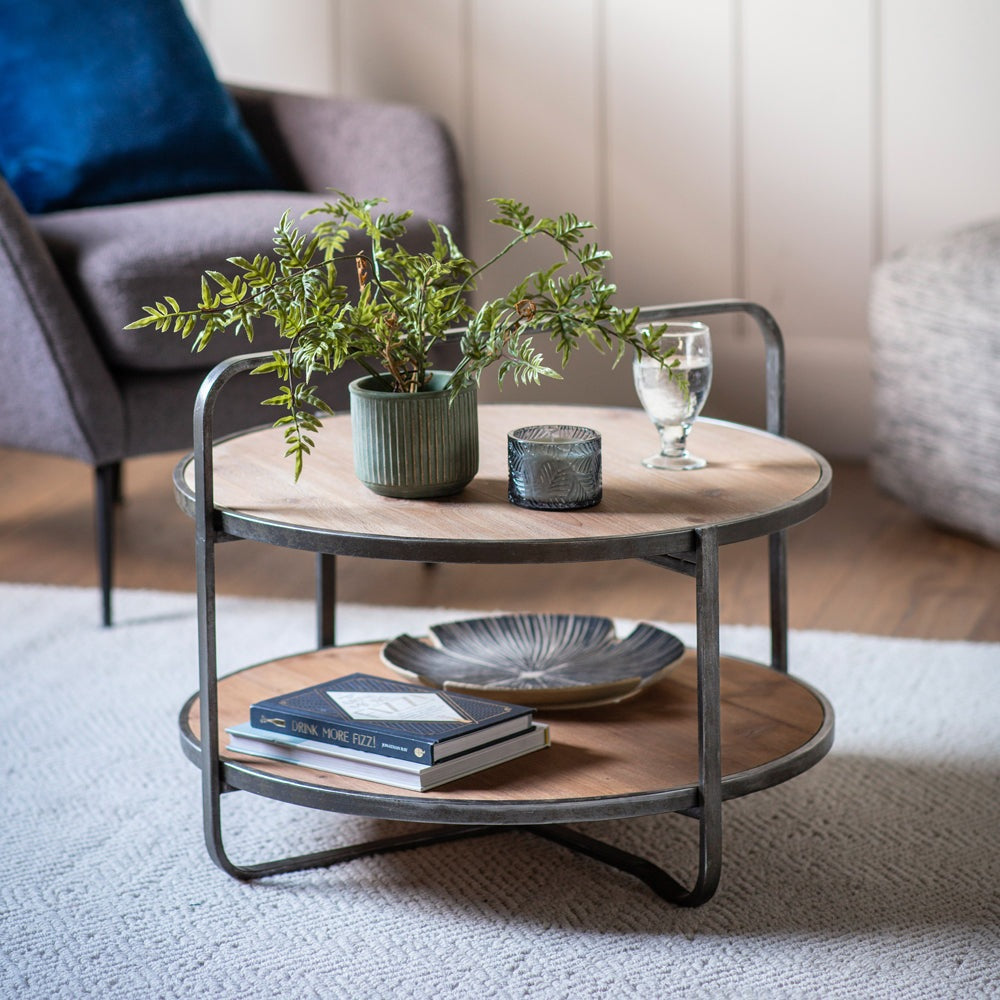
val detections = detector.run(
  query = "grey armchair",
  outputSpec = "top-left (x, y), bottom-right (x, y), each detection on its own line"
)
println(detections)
top-left (0, 85), bottom-right (464, 624)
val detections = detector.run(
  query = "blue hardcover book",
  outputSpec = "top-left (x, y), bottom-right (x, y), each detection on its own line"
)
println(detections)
top-left (248, 672), bottom-right (534, 764)
top-left (226, 721), bottom-right (551, 791)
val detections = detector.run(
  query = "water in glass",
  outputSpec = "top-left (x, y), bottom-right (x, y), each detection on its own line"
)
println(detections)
top-left (633, 322), bottom-right (712, 470)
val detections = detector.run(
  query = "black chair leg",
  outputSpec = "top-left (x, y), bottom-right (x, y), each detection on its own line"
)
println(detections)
top-left (95, 463), bottom-right (119, 627)
top-left (110, 461), bottom-right (123, 504)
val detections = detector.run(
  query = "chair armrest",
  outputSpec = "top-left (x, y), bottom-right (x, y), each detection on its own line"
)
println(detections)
top-left (0, 178), bottom-right (123, 463)
top-left (230, 86), bottom-right (465, 243)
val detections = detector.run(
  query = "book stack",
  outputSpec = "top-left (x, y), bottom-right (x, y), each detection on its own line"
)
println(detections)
top-left (226, 672), bottom-right (549, 792)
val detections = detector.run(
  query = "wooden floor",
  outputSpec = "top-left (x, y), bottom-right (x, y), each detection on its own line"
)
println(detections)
top-left (1, 446), bottom-right (998, 641)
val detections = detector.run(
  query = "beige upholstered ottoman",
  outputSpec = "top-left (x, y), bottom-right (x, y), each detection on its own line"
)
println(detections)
top-left (869, 220), bottom-right (1000, 547)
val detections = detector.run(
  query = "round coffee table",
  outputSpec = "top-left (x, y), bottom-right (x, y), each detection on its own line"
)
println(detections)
top-left (174, 356), bottom-right (833, 907)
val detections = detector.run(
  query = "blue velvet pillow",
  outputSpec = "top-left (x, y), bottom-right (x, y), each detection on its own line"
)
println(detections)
top-left (0, 0), bottom-right (276, 213)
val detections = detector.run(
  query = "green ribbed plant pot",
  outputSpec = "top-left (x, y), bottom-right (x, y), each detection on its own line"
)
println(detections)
top-left (348, 372), bottom-right (479, 499)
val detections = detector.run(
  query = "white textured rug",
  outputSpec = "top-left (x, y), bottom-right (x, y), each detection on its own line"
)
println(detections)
top-left (1, 583), bottom-right (998, 1000)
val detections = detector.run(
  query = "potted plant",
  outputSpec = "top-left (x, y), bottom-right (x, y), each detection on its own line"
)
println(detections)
top-left (128, 193), bottom-right (682, 497)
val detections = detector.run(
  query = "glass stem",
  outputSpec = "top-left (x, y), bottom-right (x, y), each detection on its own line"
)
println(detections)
top-left (659, 423), bottom-right (691, 457)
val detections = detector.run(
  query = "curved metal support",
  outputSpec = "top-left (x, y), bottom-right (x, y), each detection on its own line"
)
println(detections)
top-left (208, 824), bottom-right (498, 882)
top-left (193, 353), bottom-right (283, 877)
top-left (524, 824), bottom-right (713, 907)
top-left (202, 817), bottom-right (720, 905)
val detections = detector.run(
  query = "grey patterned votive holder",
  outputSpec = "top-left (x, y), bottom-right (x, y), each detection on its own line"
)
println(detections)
top-left (507, 425), bottom-right (602, 510)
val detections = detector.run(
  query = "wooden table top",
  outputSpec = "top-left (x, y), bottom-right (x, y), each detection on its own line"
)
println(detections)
top-left (181, 643), bottom-right (831, 817)
top-left (177, 404), bottom-right (831, 561)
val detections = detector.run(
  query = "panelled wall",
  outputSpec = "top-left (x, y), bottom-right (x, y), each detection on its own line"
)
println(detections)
top-left (184, 0), bottom-right (1000, 457)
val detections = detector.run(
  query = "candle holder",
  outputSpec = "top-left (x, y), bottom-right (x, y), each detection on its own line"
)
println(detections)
top-left (507, 425), bottom-right (602, 510)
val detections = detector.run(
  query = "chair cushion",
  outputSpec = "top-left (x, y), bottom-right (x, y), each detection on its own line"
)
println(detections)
top-left (34, 192), bottom-right (365, 371)
top-left (0, 0), bottom-right (275, 214)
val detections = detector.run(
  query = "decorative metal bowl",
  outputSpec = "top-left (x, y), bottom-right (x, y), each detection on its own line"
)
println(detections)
top-left (381, 613), bottom-right (685, 710)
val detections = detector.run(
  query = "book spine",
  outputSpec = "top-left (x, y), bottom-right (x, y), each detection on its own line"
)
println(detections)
top-left (248, 706), bottom-right (436, 763)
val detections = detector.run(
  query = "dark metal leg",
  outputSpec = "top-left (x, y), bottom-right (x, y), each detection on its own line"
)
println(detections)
top-left (316, 553), bottom-right (336, 648)
top-left (195, 467), bottom-right (231, 875)
top-left (769, 530), bottom-right (789, 672)
top-left (523, 528), bottom-right (724, 907)
top-left (94, 463), bottom-right (118, 627)
top-left (209, 824), bottom-right (500, 882)
top-left (687, 525), bottom-right (724, 903)
top-left (522, 824), bottom-right (709, 905)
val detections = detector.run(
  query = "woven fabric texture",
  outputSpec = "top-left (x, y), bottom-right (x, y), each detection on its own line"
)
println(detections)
top-left (870, 219), bottom-right (1000, 546)
top-left (3, 584), bottom-right (998, 1000)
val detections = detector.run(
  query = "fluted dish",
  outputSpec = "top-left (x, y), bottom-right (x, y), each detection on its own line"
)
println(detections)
top-left (381, 613), bottom-right (685, 709)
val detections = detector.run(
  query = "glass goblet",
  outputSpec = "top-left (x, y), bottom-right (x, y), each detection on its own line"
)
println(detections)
top-left (632, 321), bottom-right (713, 470)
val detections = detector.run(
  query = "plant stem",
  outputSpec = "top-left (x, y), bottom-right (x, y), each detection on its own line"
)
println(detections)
top-left (456, 230), bottom-right (532, 297)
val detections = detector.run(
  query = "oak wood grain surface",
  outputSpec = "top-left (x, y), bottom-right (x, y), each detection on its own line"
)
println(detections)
top-left (179, 407), bottom-right (826, 552)
top-left (2, 436), bottom-right (997, 639)
top-left (183, 644), bottom-right (826, 804)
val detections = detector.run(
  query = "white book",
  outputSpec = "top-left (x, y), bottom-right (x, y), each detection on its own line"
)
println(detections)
top-left (226, 721), bottom-right (550, 791)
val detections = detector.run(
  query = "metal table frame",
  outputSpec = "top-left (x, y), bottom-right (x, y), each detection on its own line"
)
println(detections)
top-left (180, 299), bottom-right (832, 907)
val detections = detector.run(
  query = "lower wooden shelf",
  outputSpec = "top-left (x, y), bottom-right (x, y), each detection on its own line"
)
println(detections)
top-left (179, 643), bottom-right (833, 825)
